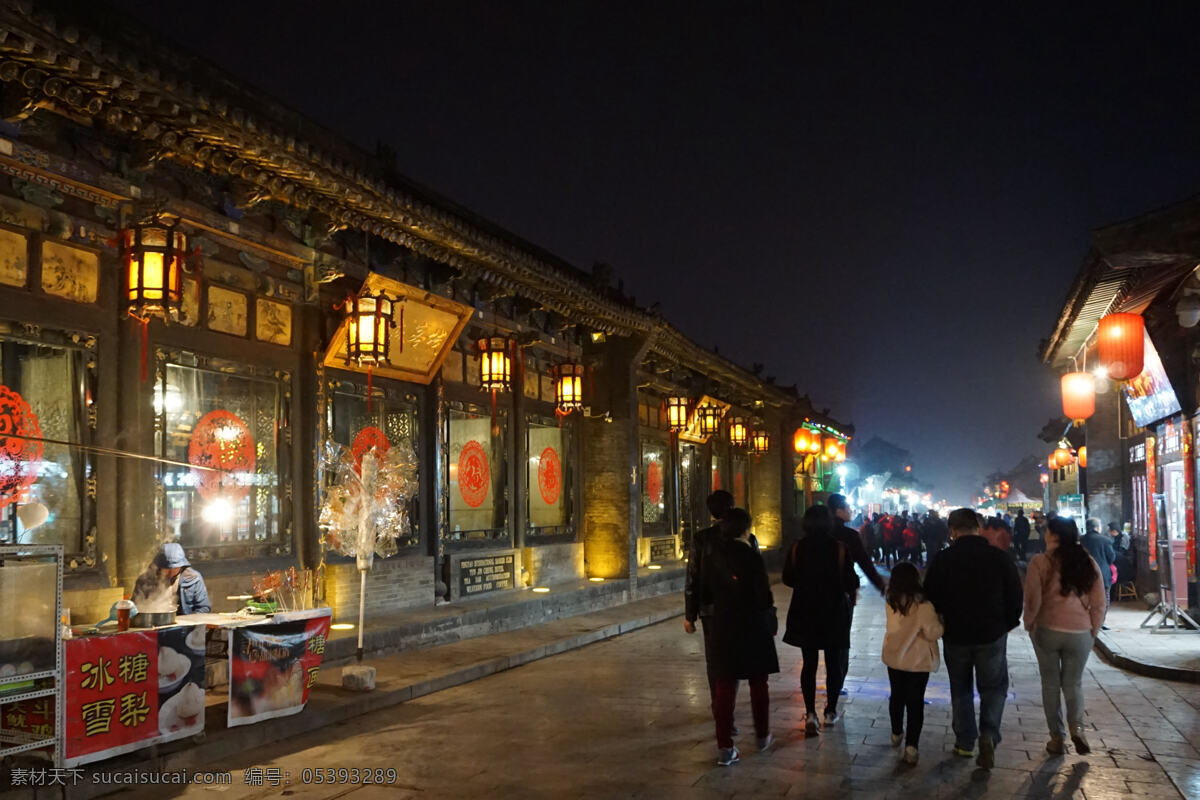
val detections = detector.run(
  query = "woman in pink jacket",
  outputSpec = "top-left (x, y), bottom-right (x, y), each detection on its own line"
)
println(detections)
top-left (1023, 516), bottom-right (1107, 756)
top-left (881, 561), bottom-right (943, 765)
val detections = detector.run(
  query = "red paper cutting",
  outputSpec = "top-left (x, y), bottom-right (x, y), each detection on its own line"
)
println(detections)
top-left (188, 410), bottom-right (254, 501)
top-left (0, 385), bottom-right (43, 509)
top-left (351, 426), bottom-right (390, 475)
top-left (458, 440), bottom-right (490, 508)
top-left (646, 459), bottom-right (663, 506)
top-left (537, 446), bottom-right (561, 505)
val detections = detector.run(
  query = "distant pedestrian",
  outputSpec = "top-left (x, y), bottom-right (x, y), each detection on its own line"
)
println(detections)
top-left (1082, 518), bottom-right (1115, 611)
top-left (921, 510), bottom-right (949, 562)
top-left (882, 562), bottom-right (943, 766)
top-left (1030, 512), bottom-right (1047, 554)
top-left (923, 508), bottom-right (1023, 770)
top-left (1013, 509), bottom-right (1031, 561)
top-left (782, 505), bottom-right (857, 737)
top-left (1024, 517), bottom-right (1107, 756)
top-left (982, 516), bottom-right (1013, 555)
top-left (690, 507), bottom-right (779, 766)
top-left (901, 519), bottom-right (921, 562)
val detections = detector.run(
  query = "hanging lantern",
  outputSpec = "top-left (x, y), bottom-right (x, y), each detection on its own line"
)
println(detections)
top-left (478, 336), bottom-right (512, 392)
top-left (1097, 313), bottom-right (1145, 381)
top-left (835, 442), bottom-right (847, 462)
top-left (1040, 472), bottom-right (1050, 484)
top-left (793, 428), bottom-right (812, 454)
top-left (1054, 446), bottom-right (1073, 467)
top-left (1048, 451), bottom-right (1059, 470)
top-left (554, 363), bottom-right (584, 413)
top-left (1061, 372), bottom-right (1095, 424)
top-left (125, 219), bottom-right (186, 318)
top-left (751, 429), bottom-right (771, 455)
top-left (345, 291), bottom-right (397, 366)
top-left (1078, 446), bottom-right (1087, 469)
top-left (823, 436), bottom-right (840, 460)
top-left (665, 396), bottom-right (691, 432)
top-left (697, 405), bottom-right (723, 436)
top-left (809, 433), bottom-right (821, 453)
top-left (729, 417), bottom-right (749, 447)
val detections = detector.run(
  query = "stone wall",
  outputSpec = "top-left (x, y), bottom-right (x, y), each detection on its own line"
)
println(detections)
top-left (522, 542), bottom-right (584, 585)
top-left (750, 429), bottom-right (783, 550)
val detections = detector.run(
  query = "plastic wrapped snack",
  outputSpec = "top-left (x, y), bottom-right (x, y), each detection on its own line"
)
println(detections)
top-left (318, 438), bottom-right (418, 562)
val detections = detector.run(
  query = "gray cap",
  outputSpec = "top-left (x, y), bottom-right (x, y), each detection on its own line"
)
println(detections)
top-left (153, 542), bottom-right (189, 569)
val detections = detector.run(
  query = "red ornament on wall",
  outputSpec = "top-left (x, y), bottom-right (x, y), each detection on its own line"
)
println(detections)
top-left (188, 410), bottom-right (255, 501)
top-left (537, 446), bottom-right (561, 505)
top-left (458, 440), bottom-right (490, 509)
top-left (351, 426), bottom-right (390, 475)
top-left (646, 459), bottom-right (663, 506)
top-left (0, 386), bottom-right (43, 509)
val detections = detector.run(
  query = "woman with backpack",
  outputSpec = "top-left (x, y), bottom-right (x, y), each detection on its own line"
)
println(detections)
top-left (782, 504), bottom-right (858, 735)
top-left (695, 507), bottom-right (779, 766)
top-left (881, 561), bottom-right (943, 765)
top-left (1023, 516), bottom-right (1107, 756)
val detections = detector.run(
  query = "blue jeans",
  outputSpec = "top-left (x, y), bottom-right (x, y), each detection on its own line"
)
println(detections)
top-left (943, 637), bottom-right (1009, 749)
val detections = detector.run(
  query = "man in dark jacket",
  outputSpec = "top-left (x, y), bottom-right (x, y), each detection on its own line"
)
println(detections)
top-left (923, 508), bottom-right (1022, 770)
top-left (826, 493), bottom-right (885, 724)
top-left (1083, 518), bottom-right (1116, 618)
top-left (684, 491), bottom-right (735, 700)
top-left (1013, 508), bottom-right (1031, 561)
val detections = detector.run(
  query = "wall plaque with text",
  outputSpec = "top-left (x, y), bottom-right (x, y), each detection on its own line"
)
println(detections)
top-left (459, 553), bottom-right (516, 596)
top-left (649, 536), bottom-right (676, 563)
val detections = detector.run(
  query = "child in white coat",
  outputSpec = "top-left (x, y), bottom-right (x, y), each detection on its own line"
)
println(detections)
top-left (882, 561), bottom-right (943, 765)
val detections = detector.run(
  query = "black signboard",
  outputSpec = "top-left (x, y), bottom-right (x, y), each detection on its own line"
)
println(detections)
top-left (649, 537), bottom-right (676, 563)
top-left (459, 553), bottom-right (516, 596)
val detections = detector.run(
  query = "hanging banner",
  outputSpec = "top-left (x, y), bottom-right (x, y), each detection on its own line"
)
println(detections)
top-left (1147, 435), bottom-right (1158, 569)
top-left (228, 611), bottom-right (331, 728)
top-left (60, 625), bottom-right (206, 766)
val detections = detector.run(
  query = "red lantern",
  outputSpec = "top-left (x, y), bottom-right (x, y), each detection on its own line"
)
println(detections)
top-left (1061, 372), bottom-right (1095, 423)
top-left (793, 428), bottom-right (812, 454)
top-left (1097, 313), bottom-right (1145, 381)
top-left (1054, 446), bottom-right (1073, 468)
top-left (823, 437), bottom-right (839, 460)
top-left (1078, 446), bottom-right (1087, 469)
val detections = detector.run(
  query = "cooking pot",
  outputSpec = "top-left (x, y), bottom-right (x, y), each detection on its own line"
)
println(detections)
top-left (132, 610), bottom-right (176, 628)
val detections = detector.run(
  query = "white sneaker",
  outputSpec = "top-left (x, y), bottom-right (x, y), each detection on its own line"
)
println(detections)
top-left (757, 733), bottom-right (774, 752)
top-left (903, 745), bottom-right (918, 765)
top-left (823, 710), bottom-right (840, 727)
top-left (891, 733), bottom-right (903, 747)
top-left (716, 745), bottom-right (740, 766)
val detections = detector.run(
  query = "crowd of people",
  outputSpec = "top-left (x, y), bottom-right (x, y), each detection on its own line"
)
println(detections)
top-left (684, 493), bottom-right (1115, 769)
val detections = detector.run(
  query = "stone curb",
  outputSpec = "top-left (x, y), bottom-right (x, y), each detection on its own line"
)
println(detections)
top-left (12, 601), bottom-right (683, 800)
top-left (1093, 630), bottom-right (1200, 684)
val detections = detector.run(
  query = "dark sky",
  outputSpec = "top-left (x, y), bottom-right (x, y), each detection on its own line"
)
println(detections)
top-left (113, 1), bottom-right (1200, 503)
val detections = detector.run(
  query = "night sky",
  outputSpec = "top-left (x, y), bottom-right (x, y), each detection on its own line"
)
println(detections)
top-left (112, 1), bottom-right (1200, 503)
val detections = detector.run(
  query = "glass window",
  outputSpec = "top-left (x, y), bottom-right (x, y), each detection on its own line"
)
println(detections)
top-left (641, 439), bottom-right (667, 537)
top-left (732, 454), bottom-right (748, 509)
top-left (446, 404), bottom-right (508, 542)
top-left (158, 357), bottom-right (286, 557)
top-left (326, 380), bottom-right (420, 547)
top-left (0, 331), bottom-right (94, 555)
top-left (527, 419), bottom-right (570, 535)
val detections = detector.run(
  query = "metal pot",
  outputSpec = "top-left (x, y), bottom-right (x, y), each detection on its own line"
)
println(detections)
top-left (132, 610), bottom-right (176, 628)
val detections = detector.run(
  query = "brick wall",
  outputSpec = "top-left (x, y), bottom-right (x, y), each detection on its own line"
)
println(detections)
top-left (323, 556), bottom-right (435, 621)
top-left (63, 587), bottom-right (125, 626)
top-left (523, 542), bottom-right (584, 585)
top-left (750, 435), bottom-right (783, 550)
top-left (582, 416), bottom-right (634, 578)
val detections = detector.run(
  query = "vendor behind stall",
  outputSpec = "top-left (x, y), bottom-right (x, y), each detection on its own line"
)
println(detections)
top-left (131, 542), bottom-right (211, 614)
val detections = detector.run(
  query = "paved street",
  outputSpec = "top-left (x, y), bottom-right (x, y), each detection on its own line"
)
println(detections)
top-left (136, 586), bottom-right (1197, 800)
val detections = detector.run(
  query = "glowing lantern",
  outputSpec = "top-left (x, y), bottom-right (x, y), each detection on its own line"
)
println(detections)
top-left (346, 291), bottom-right (397, 366)
top-left (125, 219), bottom-right (186, 318)
top-left (835, 442), bottom-right (846, 462)
top-left (824, 437), bottom-right (840, 460)
top-left (729, 417), bottom-right (749, 447)
top-left (477, 337), bottom-right (512, 392)
top-left (665, 396), bottom-right (691, 432)
top-left (793, 428), bottom-right (812, 454)
top-left (1054, 446), bottom-right (1073, 467)
top-left (1061, 372), bottom-right (1095, 423)
top-left (1040, 472), bottom-right (1049, 484)
top-left (1048, 451), bottom-right (1059, 470)
top-left (697, 405), bottom-right (723, 436)
top-left (554, 363), bottom-right (584, 413)
top-left (1097, 313), bottom-right (1145, 381)
top-left (751, 429), bottom-right (770, 455)
top-left (1078, 446), bottom-right (1087, 469)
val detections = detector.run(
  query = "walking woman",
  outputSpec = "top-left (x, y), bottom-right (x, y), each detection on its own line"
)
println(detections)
top-left (1023, 516), bottom-right (1107, 755)
top-left (782, 505), bottom-right (858, 735)
top-left (881, 562), bottom-right (942, 765)
top-left (697, 507), bottom-right (779, 766)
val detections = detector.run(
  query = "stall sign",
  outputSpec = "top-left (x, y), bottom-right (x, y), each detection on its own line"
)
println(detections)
top-left (61, 626), bottom-right (206, 766)
top-left (0, 695), bottom-right (54, 751)
top-left (228, 612), bottom-right (331, 728)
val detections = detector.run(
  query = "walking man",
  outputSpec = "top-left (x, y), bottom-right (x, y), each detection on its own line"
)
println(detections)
top-left (923, 508), bottom-right (1023, 769)
top-left (1013, 508), bottom-right (1031, 561)
top-left (684, 490), bottom-right (736, 700)
top-left (826, 493), bottom-right (887, 720)
top-left (1082, 518), bottom-right (1116, 623)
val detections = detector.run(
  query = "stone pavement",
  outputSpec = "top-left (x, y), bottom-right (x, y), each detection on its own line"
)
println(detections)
top-left (119, 586), bottom-right (1197, 800)
top-left (1095, 601), bottom-right (1200, 681)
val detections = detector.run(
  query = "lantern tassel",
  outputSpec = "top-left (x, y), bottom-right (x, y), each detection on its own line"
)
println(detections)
top-left (130, 312), bottom-right (150, 383)
top-left (366, 365), bottom-right (373, 414)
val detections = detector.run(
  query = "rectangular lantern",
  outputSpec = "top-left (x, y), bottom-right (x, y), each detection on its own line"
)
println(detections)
top-left (751, 429), bottom-right (770, 455)
top-left (697, 404), bottom-right (723, 436)
top-left (346, 291), bottom-right (396, 366)
top-left (729, 417), bottom-right (749, 447)
top-left (478, 337), bottom-right (512, 392)
top-left (555, 362), bottom-right (584, 412)
top-left (125, 220), bottom-right (186, 318)
top-left (665, 396), bottom-right (691, 432)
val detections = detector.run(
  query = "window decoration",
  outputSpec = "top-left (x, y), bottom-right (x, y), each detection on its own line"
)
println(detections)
top-left (528, 418), bottom-right (571, 534)
top-left (446, 403), bottom-right (508, 543)
top-left (0, 385), bottom-right (43, 509)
